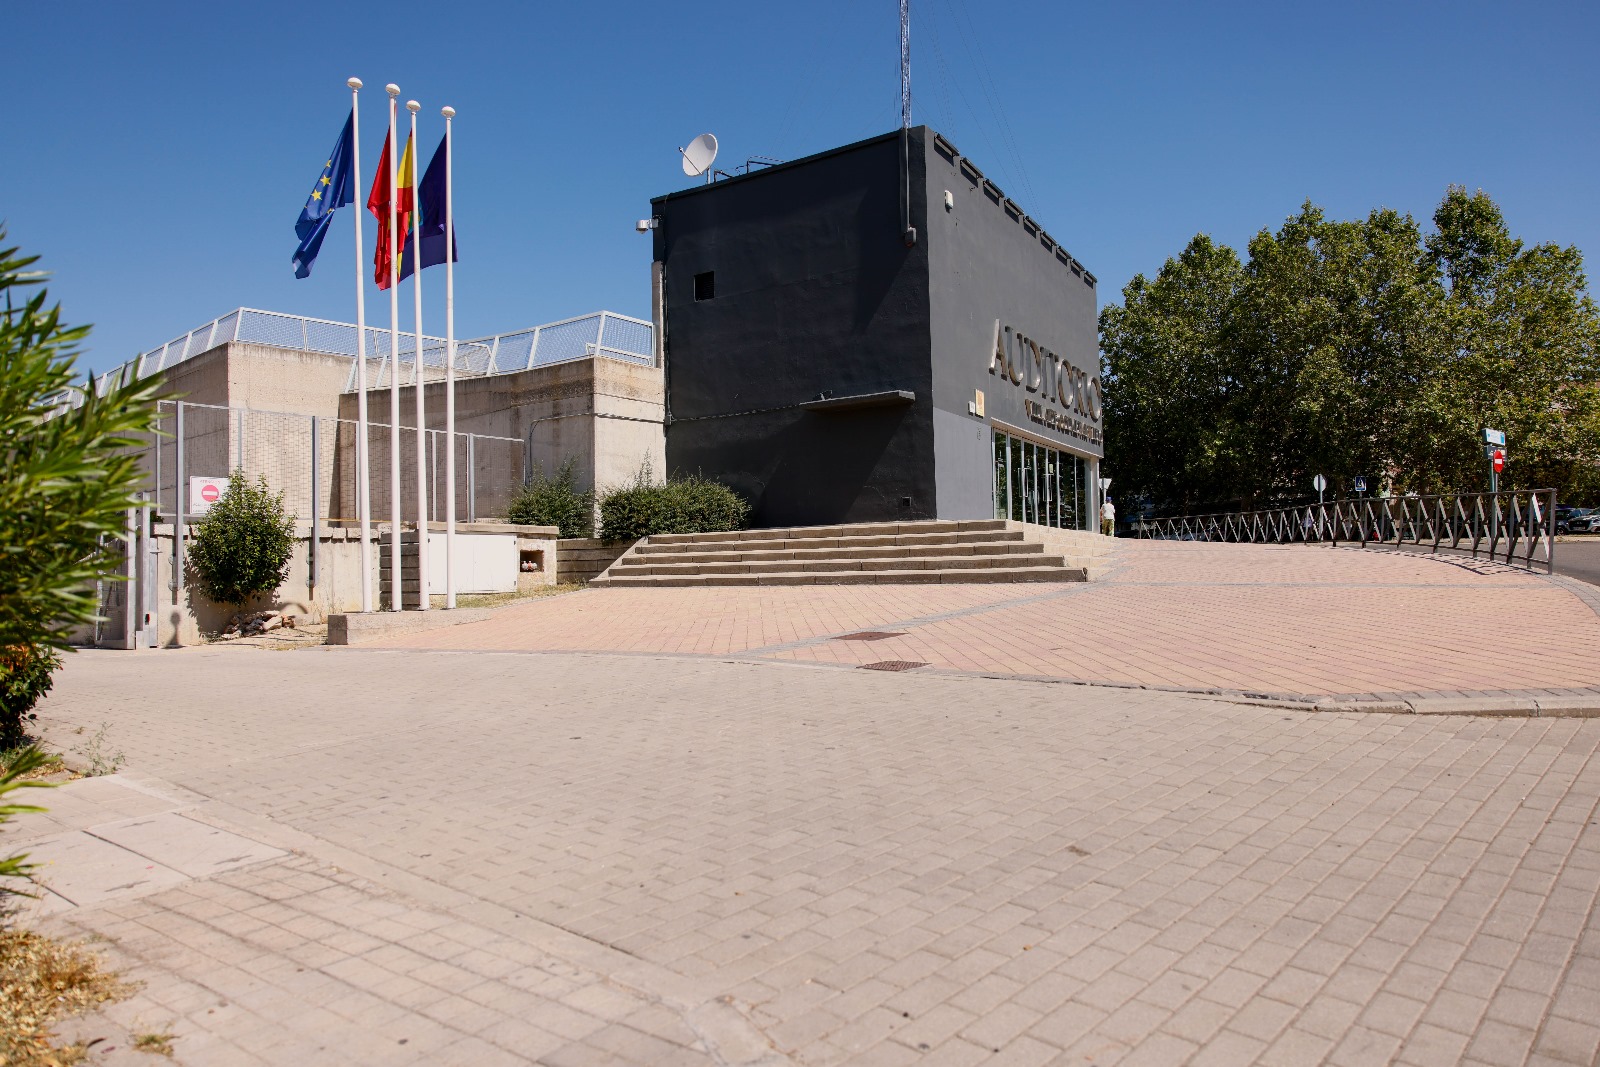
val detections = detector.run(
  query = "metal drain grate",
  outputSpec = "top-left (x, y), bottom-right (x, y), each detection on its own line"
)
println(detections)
top-left (832, 631), bottom-right (906, 641)
top-left (859, 660), bottom-right (929, 672)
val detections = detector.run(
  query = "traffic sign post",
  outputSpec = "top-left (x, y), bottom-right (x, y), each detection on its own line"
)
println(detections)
top-left (1484, 428), bottom-right (1506, 496)
top-left (1483, 429), bottom-right (1508, 540)
top-left (1312, 473), bottom-right (1326, 504)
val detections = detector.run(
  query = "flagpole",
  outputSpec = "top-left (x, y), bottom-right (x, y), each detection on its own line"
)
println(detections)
top-left (348, 77), bottom-right (372, 614)
top-left (386, 83), bottom-right (403, 610)
top-left (442, 105), bottom-right (457, 610)
top-left (407, 99), bottom-right (429, 611)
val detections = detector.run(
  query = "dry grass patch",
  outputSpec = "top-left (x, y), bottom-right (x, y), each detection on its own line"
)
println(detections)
top-left (446, 583), bottom-right (583, 609)
top-left (0, 748), bottom-right (71, 783)
top-left (132, 1029), bottom-right (175, 1056)
top-left (0, 927), bottom-right (131, 1067)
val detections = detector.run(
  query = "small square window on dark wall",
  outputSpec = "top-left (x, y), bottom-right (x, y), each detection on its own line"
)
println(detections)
top-left (693, 271), bottom-right (715, 301)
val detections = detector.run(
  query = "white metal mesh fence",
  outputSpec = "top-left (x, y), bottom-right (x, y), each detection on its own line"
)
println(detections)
top-left (53, 308), bottom-right (655, 413)
top-left (137, 400), bottom-right (525, 525)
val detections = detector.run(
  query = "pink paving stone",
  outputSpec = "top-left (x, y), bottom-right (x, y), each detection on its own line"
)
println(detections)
top-left (376, 541), bottom-right (1600, 699)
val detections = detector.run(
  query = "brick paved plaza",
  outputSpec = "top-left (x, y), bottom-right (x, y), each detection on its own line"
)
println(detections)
top-left (20, 541), bottom-right (1600, 1065)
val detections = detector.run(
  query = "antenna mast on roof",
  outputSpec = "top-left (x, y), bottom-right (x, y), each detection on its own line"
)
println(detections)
top-left (899, 0), bottom-right (911, 128)
top-left (896, 0), bottom-right (916, 246)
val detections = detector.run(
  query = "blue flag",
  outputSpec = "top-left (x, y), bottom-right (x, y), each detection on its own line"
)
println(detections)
top-left (291, 114), bottom-right (356, 279)
top-left (399, 133), bottom-right (458, 283)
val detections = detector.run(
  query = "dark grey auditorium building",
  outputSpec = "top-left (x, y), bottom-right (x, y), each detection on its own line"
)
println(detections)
top-left (648, 126), bottom-right (1104, 531)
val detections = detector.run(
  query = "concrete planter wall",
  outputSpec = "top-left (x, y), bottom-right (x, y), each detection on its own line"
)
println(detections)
top-left (89, 520), bottom-right (558, 648)
top-left (556, 538), bottom-right (638, 584)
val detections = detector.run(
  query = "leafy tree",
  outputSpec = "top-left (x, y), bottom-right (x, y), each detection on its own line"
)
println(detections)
top-left (1412, 187), bottom-right (1600, 495)
top-left (0, 228), bottom-right (161, 747)
top-left (506, 459), bottom-right (593, 538)
top-left (1100, 189), bottom-right (1600, 512)
top-left (1101, 235), bottom-right (1244, 511)
top-left (186, 471), bottom-right (297, 606)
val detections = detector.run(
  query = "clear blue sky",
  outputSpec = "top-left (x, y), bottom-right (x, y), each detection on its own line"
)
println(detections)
top-left (7, 1), bottom-right (1597, 376)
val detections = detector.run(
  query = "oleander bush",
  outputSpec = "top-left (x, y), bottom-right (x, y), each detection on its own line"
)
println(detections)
top-left (0, 226), bottom-right (141, 1049)
top-left (0, 745), bottom-right (53, 900)
top-left (1, 226), bottom-right (160, 753)
top-left (186, 471), bottom-right (296, 607)
top-left (507, 459), bottom-right (593, 538)
top-left (0, 646), bottom-right (59, 753)
top-left (598, 465), bottom-right (749, 541)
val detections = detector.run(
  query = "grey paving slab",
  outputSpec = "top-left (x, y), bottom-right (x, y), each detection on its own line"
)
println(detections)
top-left (92, 811), bottom-right (286, 879)
top-left (25, 830), bottom-right (190, 906)
top-left (24, 646), bottom-right (1600, 1066)
top-left (5, 773), bottom-right (185, 843)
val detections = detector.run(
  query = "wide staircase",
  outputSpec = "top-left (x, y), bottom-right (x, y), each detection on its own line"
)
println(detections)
top-left (588, 519), bottom-right (1089, 587)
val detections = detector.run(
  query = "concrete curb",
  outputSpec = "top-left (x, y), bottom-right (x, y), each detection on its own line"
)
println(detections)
top-left (321, 643), bottom-right (1600, 719)
top-left (1237, 695), bottom-right (1600, 718)
top-left (327, 607), bottom-right (497, 645)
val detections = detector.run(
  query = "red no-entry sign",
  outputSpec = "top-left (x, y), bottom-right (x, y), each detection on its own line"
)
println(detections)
top-left (1492, 449), bottom-right (1506, 474)
top-left (189, 476), bottom-right (228, 516)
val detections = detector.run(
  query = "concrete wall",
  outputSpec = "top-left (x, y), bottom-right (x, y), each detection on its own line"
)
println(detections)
top-left (338, 355), bottom-right (666, 521)
top-left (378, 524), bottom-right (559, 609)
top-left (555, 538), bottom-right (637, 584)
top-left (650, 126), bottom-right (1102, 529)
top-left (134, 341), bottom-right (664, 529)
top-left (653, 130), bottom-right (937, 527)
top-left (141, 343), bottom-right (375, 525)
top-left (129, 521), bottom-right (380, 648)
top-left (95, 520), bottom-right (562, 646)
top-left (922, 133), bottom-right (1103, 522)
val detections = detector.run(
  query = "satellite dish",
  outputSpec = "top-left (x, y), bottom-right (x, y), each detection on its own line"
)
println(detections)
top-left (680, 133), bottom-right (719, 177)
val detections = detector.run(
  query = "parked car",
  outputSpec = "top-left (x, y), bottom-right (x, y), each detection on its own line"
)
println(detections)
top-left (1560, 508), bottom-right (1596, 534)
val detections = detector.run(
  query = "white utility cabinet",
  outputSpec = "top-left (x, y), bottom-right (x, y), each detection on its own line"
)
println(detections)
top-left (426, 533), bottom-right (518, 594)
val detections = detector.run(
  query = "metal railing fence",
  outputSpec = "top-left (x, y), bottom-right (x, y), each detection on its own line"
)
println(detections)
top-left (129, 399), bottom-right (527, 526)
top-left (53, 307), bottom-right (656, 411)
top-left (1135, 490), bottom-right (1558, 573)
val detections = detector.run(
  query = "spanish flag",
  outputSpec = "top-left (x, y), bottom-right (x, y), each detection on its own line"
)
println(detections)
top-left (366, 130), bottom-right (417, 289)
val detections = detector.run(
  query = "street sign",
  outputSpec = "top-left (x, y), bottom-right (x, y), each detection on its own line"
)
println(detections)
top-left (189, 475), bottom-right (227, 517)
top-left (1353, 476), bottom-right (1368, 493)
top-left (1484, 428), bottom-right (1506, 446)
top-left (1312, 474), bottom-right (1326, 492)
top-left (1492, 449), bottom-right (1506, 474)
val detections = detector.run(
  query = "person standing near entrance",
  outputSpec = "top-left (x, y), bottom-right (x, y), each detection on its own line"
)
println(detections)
top-left (1101, 496), bottom-right (1116, 536)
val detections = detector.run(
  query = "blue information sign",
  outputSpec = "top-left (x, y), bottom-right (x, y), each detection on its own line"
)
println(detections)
top-left (1353, 476), bottom-right (1368, 493)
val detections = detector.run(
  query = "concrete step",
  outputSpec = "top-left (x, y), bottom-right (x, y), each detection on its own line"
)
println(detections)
top-left (590, 519), bottom-right (1098, 588)
top-left (591, 564), bottom-right (1085, 588)
top-left (645, 519), bottom-right (1010, 546)
top-left (610, 551), bottom-right (1067, 577)
top-left (629, 541), bottom-right (1044, 566)
top-left (635, 529), bottom-right (1024, 557)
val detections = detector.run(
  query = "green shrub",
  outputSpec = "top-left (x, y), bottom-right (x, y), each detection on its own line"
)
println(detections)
top-left (187, 471), bottom-right (296, 606)
top-left (0, 645), bottom-right (59, 752)
top-left (598, 467), bottom-right (749, 541)
top-left (507, 459), bottom-right (593, 538)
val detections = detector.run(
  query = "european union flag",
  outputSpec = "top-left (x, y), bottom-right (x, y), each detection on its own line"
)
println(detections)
top-left (291, 114), bottom-right (356, 279)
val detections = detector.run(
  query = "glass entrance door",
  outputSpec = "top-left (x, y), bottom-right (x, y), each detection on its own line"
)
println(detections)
top-left (992, 429), bottom-right (1089, 530)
